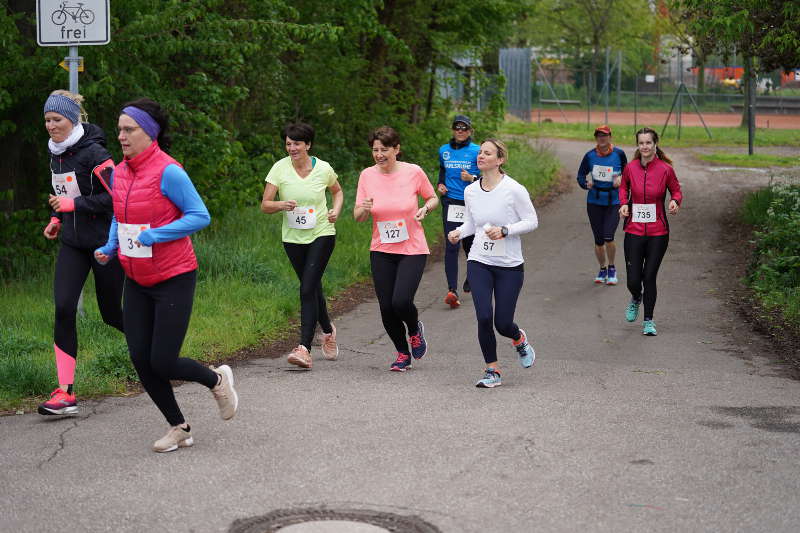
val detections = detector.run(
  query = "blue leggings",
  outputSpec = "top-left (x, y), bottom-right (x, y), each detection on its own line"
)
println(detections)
top-left (467, 260), bottom-right (524, 364)
top-left (441, 196), bottom-right (474, 290)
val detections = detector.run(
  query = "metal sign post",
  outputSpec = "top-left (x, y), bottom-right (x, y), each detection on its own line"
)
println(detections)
top-left (36, 0), bottom-right (110, 92)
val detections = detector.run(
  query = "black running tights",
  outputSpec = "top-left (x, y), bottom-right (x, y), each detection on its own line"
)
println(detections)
top-left (467, 260), bottom-right (524, 364)
top-left (54, 243), bottom-right (124, 367)
top-left (370, 252), bottom-right (426, 355)
top-left (124, 270), bottom-right (217, 426)
top-left (283, 235), bottom-right (335, 350)
top-left (623, 233), bottom-right (669, 321)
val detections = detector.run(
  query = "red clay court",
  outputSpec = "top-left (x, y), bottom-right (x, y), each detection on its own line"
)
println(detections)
top-left (531, 109), bottom-right (800, 130)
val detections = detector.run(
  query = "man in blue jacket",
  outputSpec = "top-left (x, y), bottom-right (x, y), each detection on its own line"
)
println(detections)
top-left (437, 115), bottom-right (480, 308)
top-left (576, 125), bottom-right (627, 284)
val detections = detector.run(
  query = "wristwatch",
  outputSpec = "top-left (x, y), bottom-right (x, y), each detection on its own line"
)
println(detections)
top-left (501, 226), bottom-right (508, 237)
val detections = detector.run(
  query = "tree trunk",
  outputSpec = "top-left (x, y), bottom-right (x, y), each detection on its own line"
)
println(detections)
top-left (696, 55), bottom-right (705, 94)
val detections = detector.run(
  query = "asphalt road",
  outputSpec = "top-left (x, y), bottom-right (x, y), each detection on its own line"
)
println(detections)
top-left (2, 139), bottom-right (799, 533)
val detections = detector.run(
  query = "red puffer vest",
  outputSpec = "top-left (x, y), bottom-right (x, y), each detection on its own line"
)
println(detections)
top-left (112, 141), bottom-right (197, 286)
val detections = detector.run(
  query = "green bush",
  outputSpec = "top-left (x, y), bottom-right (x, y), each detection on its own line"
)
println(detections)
top-left (744, 183), bottom-right (800, 326)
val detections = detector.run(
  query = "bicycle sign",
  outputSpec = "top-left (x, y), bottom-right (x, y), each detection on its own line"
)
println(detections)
top-left (37, 0), bottom-right (109, 46)
top-left (51, 2), bottom-right (95, 25)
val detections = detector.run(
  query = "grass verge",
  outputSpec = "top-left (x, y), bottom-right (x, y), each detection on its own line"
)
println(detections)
top-left (501, 121), bottom-right (800, 148)
top-left (741, 181), bottom-right (800, 330)
top-left (0, 138), bottom-right (560, 411)
top-left (696, 152), bottom-right (800, 168)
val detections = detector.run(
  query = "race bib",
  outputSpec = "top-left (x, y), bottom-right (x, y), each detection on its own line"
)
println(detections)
top-left (286, 206), bottom-right (317, 229)
top-left (632, 203), bottom-right (656, 223)
top-left (377, 220), bottom-right (409, 244)
top-left (52, 171), bottom-right (81, 198)
top-left (446, 204), bottom-right (466, 223)
top-left (118, 223), bottom-right (153, 258)
top-left (476, 230), bottom-right (507, 257)
top-left (591, 165), bottom-right (614, 183)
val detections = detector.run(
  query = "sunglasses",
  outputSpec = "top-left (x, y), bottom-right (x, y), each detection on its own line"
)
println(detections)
top-left (452, 125), bottom-right (470, 131)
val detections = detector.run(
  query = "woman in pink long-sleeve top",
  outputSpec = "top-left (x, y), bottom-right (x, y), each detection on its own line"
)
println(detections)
top-left (618, 127), bottom-right (682, 336)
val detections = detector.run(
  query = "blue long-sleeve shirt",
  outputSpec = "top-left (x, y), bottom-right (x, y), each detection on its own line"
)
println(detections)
top-left (97, 164), bottom-right (210, 257)
top-left (576, 147), bottom-right (627, 206)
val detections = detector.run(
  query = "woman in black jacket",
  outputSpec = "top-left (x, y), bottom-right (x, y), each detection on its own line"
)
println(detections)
top-left (39, 90), bottom-right (124, 416)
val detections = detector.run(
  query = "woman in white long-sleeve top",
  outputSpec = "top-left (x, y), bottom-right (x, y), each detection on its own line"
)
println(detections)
top-left (447, 139), bottom-right (539, 388)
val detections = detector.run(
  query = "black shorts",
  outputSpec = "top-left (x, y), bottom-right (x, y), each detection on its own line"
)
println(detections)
top-left (587, 203), bottom-right (620, 245)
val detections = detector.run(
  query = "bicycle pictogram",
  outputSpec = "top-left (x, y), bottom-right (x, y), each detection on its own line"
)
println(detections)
top-left (51, 2), bottom-right (95, 25)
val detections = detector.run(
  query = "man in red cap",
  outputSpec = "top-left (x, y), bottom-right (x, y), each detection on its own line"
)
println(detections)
top-left (576, 125), bottom-right (628, 284)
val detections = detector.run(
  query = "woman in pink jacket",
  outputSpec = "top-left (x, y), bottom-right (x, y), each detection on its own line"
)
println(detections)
top-left (618, 127), bottom-right (682, 336)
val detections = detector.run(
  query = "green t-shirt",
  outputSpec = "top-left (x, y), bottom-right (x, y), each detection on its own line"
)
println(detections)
top-left (265, 156), bottom-right (338, 244)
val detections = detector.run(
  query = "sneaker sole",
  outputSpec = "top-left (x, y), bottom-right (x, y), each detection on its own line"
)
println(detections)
top-left (37, 405), bottom-right (78, 416)
top-left (321, 348), bottom-right (338, 361)
top-left (390, 366), bottom-right (411, 372)
top-left (606, 279), bottom-right (618, 285)
top-left (594, 279), bottom-right (606, 284)
top-left (643, 331), bottom-right (657, 336)
top-left (476, 381), bottom-right (501, 388)
top-left (154, 437), bottom-right (194, 453)
top-left (216, 365), bottom-right (239, 420)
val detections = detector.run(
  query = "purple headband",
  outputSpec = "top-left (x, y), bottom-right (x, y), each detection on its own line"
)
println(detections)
top-left (122, 106), bottom-right (161, 140)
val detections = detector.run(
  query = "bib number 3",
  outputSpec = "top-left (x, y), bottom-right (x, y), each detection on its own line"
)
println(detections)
top-left (631, 203), bottom-right (656, 223)
top-left (118, 223), bottom-right (153, 258)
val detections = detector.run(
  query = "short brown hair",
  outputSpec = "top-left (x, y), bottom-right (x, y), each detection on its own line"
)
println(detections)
top-left (368, 125), bottom-right (400, 148)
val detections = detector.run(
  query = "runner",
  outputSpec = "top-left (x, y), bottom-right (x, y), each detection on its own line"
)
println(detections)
top-left (260, 122), bottom-right (343, 369)
top-left (354, 126), bottom-right (438, 372)
top-left (95, 98), bottom-right (238, 452)
top-left (447, 139), bottom-right (538, 388)
top-left (437, 114), bottom-right (480, 308)
top-left (576, 125), bottom-right (627, 285)
top-left (39, 90), bottom-right (124, 416)
top-left (619, 127), bottom-right (682, 336)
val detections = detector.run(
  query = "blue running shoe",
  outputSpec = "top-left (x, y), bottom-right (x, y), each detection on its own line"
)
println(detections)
top-left (594, 267), bottom-right (608, 284)
top-left (390, 352), bottom-right (412, 372)
top-left (625, 299), bottom-right (640, 322)
top-left (642, 320), bottom-right (657, 336)
top-left (476, 368), bottom-right (502, 388)
top-left (606, 265), bottom-right (618, 285)
top-left (513, 329), bottom-right (536, 368)
top-left (409, 321), bottom-right (427, 359)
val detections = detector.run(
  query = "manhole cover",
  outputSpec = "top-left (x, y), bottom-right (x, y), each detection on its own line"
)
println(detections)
top-left (229, 508), bottom-right (441, 533)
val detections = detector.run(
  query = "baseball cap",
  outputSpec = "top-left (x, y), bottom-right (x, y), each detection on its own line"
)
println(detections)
top-left (452, 115), bottom-right (472, 129)
top-left (594, 125), bottom-right (612, 136)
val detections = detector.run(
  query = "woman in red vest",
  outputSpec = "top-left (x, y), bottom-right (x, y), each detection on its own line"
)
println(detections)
top-left (95, 98), bottom-right (238, 453)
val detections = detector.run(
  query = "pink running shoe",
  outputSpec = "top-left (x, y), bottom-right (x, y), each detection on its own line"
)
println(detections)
top-left (38, 388), bottom-right (78, 416)
top-left (287, 345), bottom-right (312, 369)
top-left (321, 324), bottom-right (339, 361)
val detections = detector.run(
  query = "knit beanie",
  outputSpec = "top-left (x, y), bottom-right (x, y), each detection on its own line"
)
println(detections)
top-left (44, 94), bottom-right (81, 125)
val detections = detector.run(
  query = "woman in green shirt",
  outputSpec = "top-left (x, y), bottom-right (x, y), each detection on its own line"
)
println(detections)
top-left (261, 123), bottom-right (344, 369)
